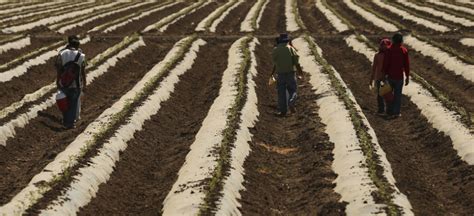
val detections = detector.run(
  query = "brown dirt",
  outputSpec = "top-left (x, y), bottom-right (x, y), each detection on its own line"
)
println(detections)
top-left (238, 39), bottom-right (346, 215)
top-left (164, 2), bottom-right (221, 35)
top-left (256, 0), bottom-right (286, 35)
top-left (0, 36), bottom-right (121, 111)
top-left (447, 0), bottom-right (474, 10)
top-left (76, 39), bottom-right (230, 215)
top-left (0, 2), bottom-right (100, 29)
top-left (1, 1), bottom-right (473, 215)
top-left (63, 2), bottom-right (167, 36)
top-left (326, 0), bottom-right (474, 115)
top-left (380, 0), bottom-right (471, 31)
top-left (411, 0), bottom-right (474, 21)
top-left (299, 3), bottom-right (474, 214)
top-left (357, 0), bottom-right (474, 59)
top-left (0, 2), bottom-right (189, 112)
top-left (215, 0), bottom-right (256, 35)
top-left (0, 36), bottom-right (61, 66)
top-left (0, 38), bottom-right (177, 205)
top-left (318, 36), bottom-right (474, 216)
top-left (97, 3), bottom-right (186, 36)
top-left (0, 2), bottom-right (67, 20)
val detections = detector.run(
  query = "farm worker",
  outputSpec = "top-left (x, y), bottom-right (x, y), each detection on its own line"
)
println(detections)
top-left (382, 32), bottom-right (410, 118)
top-left (370, 38), bottom-right (392, 115)
top-left (272, 33), bottom-right (304, 117)
top-left (55, 35), bottom-right (86, 129)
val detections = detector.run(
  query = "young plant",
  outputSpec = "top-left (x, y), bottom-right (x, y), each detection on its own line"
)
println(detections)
top-left (199, 36), bottom-right (253, 215)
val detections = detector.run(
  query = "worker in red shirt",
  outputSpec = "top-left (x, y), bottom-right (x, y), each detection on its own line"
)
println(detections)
top-left (370, 38), bottom-right (392, 115)
top-left (382, 33), bottom-right (410, 118)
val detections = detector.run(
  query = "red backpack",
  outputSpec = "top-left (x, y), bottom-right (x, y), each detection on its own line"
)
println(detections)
top-left (59, 52), bottom-right (81, 88)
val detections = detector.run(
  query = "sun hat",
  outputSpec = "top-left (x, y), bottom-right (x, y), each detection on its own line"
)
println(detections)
top-left (278, 33), bottom-right (290, 43)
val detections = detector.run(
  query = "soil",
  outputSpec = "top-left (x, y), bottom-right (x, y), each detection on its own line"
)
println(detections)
top-left (76, 39), bottom-right (231, 215)
top-left (0, 2), bottom-right (101, 29)
top-left (411, 0), bottom-right (474, 21)
top-left (0, 36), bottom-right (62, 66)
top-left (0, 1), bottom-right (473, 215)
top-left (0, 2), bottom-right (66, 20)
top-left (0, 3), bottom-right (188, 113)
top-left (256, 0), bottom-right (286, 35)
top-left (62, 1), bottom-right (171, 36)
top-left (238, 38), bottom-right (346, 215)
top-left (299, 2), bottom-right (474, 214)
top-left (0, 37), bottom-right (122, 110)
top-left (358, 0), bottom-right (474, 60)
top-left (0, 38), bottom-right (176, 205)
top-left (383, 0), bottom-right (472, 32)
top-left (164, 2), bottom-right (221, 35)
top-left (327, 0), bottom-right (474, 115)
top-left (215, 0), bottom-right (257, 35)
top-left (96, 3), bottom-right (186, 36)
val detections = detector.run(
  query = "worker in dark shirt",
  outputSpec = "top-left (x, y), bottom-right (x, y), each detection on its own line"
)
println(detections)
top-left (382, 32), bottom-right (410, 118)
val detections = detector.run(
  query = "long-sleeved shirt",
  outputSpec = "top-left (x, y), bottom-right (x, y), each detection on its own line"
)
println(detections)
top-left (382, 43), bottom-right (410, 80)
top-left (272, 43), bottom-right (299, 74)
top-left (372, 52), bottom-right (385, 81)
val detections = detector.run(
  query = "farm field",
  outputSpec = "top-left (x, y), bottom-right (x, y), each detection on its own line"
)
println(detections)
top-left (0, 0), bottom-right (472, 215)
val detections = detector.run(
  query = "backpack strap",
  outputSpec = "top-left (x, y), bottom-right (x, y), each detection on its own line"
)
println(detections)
top-left (75, 51), bottom-right (82, 88)
top-left (73, 51), bottom-right (81, 63)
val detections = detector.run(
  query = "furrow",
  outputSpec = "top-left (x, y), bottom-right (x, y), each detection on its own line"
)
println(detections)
top-left (317, 0), bottom-right (474, 165)
top-left (0, 1), bottom-right (61, 17)
top-left (296, 35), bottom-right (413, 215)
top-left (161, 36), bottom-right (249, 215)
top-left (0, 36), bottom-right (30, 54)
top-left (214, 38), bottom-right (259, 216)
top-left (395, 0), bottom-right (474, 27)
top-left (158, 1), bottom-right (211, 33)
top-left (456, 0), bottom-right (474, 6)
top-left (52, 1), bottom-right (154, 34)
top-left (143, 1), bottom-right (205, 33)
top-left (1, 2), bottom-right (123, 33)
top-left (97, 1), bottom-right (178, 33)
top-left (285, 0), bottom-right (305, 31)
top-left (314, 0), bottom-right (349, 32)
top-left (344, 35), bottom-right (474, 165)
top-left (38, 38), bottom-right (206, 215)
top-left (240, 0), bottom-right (269, 32)
top-left (0, 37), bottom-right (90, 83)
top-left (0, 2), bottom-right (91, 25)
top-left (344, 0), bottom-right (474, 77)
top-left (0, 2), bottom-right (32, 11)
top-left (0, 36), bottom-right (142, 146)
top-left (195, 0), bottom-right (242, 32)
top-left (0, 1), bottom-right (96, 28)
top-left (427, 0), bottom-right (474, 16)
top-left (372, 0), bottom-right (450, 32)
top-left (343, 0), bottom-right (474, 82)
top-left (0, 36), bottom-right (171, 215)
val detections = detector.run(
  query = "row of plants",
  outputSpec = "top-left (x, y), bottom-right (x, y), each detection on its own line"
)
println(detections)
top-left (199, 36), bottom-right (253, 215)
top-left (1, 36), bottom-right (200, 215)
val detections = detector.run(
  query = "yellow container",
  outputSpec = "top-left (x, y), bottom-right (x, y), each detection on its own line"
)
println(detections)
top-left (268, 76), bottom-right (276, 87)
top-left (379, 82), bottom-right (393, 96)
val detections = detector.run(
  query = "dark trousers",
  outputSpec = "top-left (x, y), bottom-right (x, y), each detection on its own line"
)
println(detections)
top-left (62, 88), bottom-right (81, 127)
top-left (375, 80), bottom-right (385, 113)
top-left (388, 79), bottom-right (403, 115)
top-left (277, 72), bottom-right (297, 114)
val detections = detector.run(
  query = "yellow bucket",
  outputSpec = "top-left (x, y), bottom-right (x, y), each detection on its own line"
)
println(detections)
top-left (268, 76), bottom-right (276, 87)
top-left (379, 82), bottom-right (393, 96)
